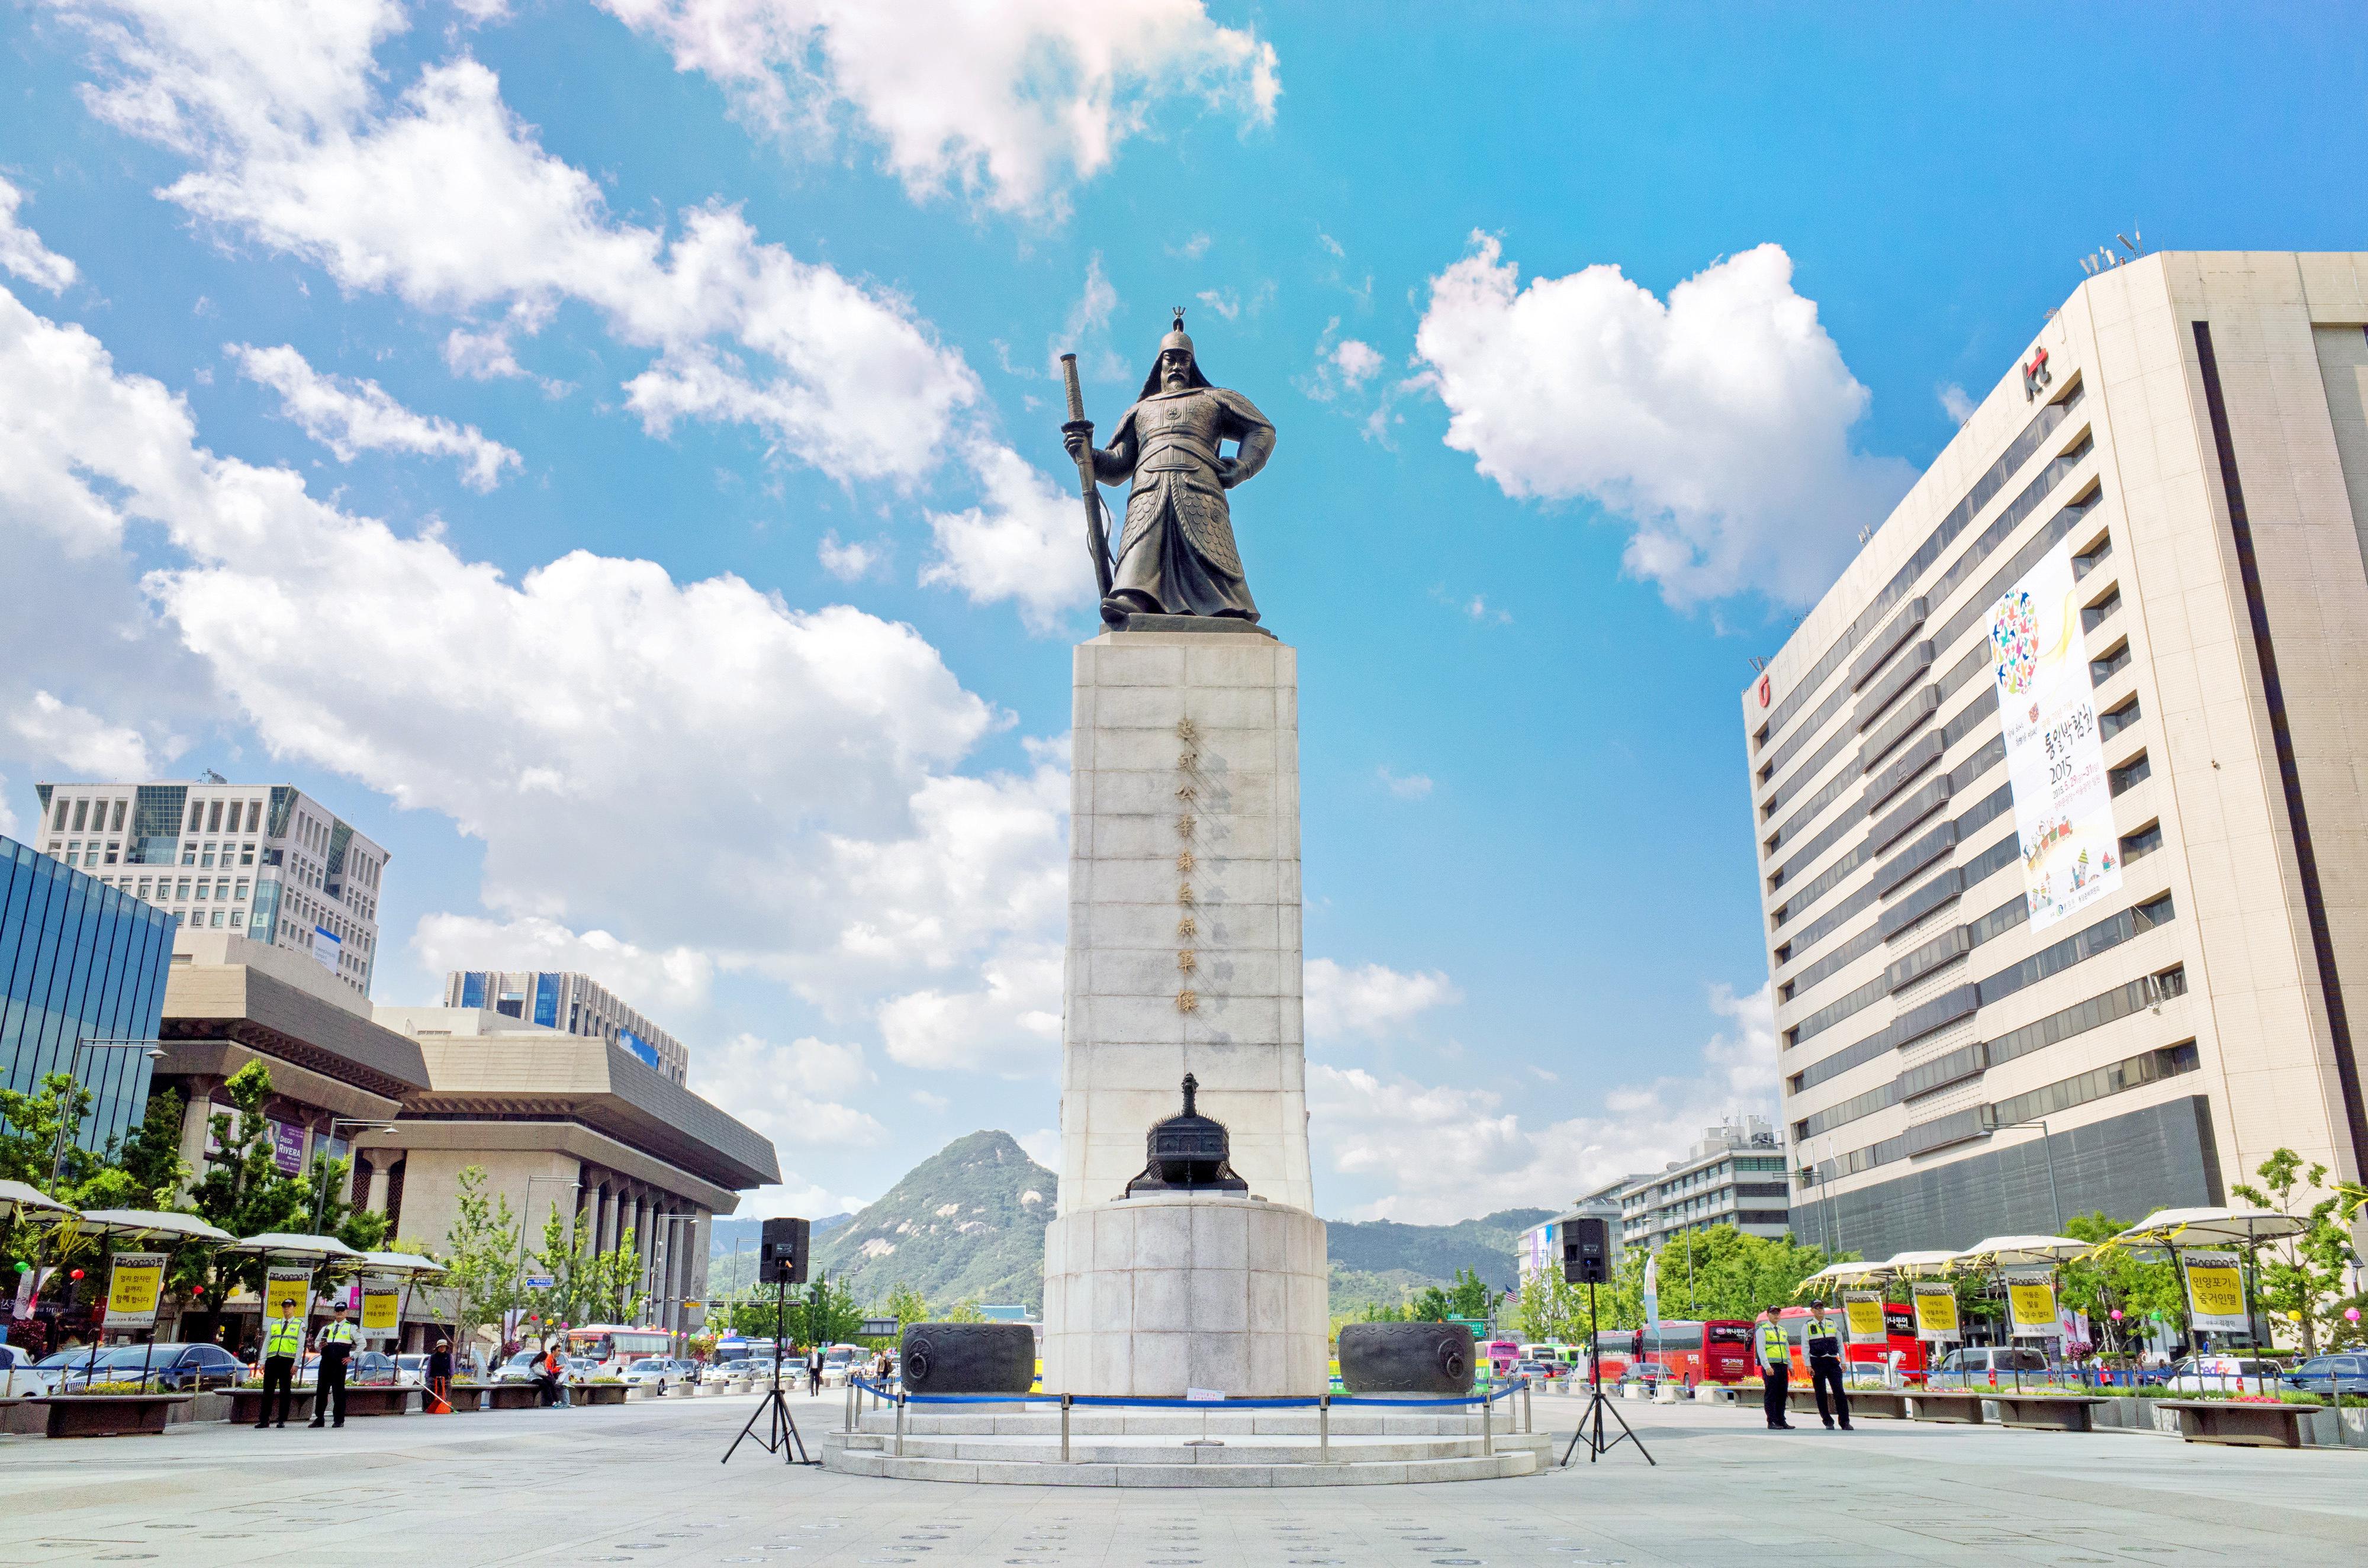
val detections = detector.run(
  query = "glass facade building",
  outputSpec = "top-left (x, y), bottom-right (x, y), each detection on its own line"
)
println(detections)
top-left (0, 835), bottom-right (176, 1155)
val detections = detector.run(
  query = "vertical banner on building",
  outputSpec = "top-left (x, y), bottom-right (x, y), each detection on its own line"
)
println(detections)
top-left (2006, 1268), bottom-right (2061, 1338)
top-left (103, 1252), bottom-right (168, 1330)
top-left (360, 1286), bottom-right (401, 1341)
top-left (1842, 1291), bottom-right (1887, 1345)
top-left (271, 1119), bottom-right (308, 1176)
top-left (2183, 1250), bottom-right (2250, 1332)
top-left (1989, 540), bottom-right (2123, 932)
top-left (263, 1266), bottom-right (313, 1326)
top-left (1912, 1282), bottom-right (1961, 1342)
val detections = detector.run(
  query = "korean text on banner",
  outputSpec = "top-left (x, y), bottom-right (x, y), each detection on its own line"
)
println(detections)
top-left (264, 1266), bottom-right (312, 1325)
top-left (1842, 1292), bottom-right (1887, 1344)
top-left (1912, 1282), bottom-right (1961, 1342)
top-left (2006, 1268), bottom-right (2061, 1338)
top-left (1989, 539), bottom-right (2122, 932)
top-left (361, 1286), bottom-right (401, 1339)
top-left (104, 1251), bottom-right (168, 1329)
top-left (2183, 1249), bottom-right (2251, 1332)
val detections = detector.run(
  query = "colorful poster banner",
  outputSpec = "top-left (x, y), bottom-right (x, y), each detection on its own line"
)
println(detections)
top-left (1912, 1282), bottom-right (1961, 1342)
top-left (1842, 1291), bottom-right (1888, 1344)
top-left (263, 1266), bottom-right (313, 1328)
top-left (103, 1251), bottom-right (167, 1329)
top-left (2006, 1268), bottom-right (2061, 1338)
top-left (2183, 1249), bottom-right (2250, 1332)
top-left (1989, 539), bottom-right (2123, 932)
top-left (360, 1286), bottom-right (401, 1340)
top-left (270, 1119), bottom-right (307, 1176)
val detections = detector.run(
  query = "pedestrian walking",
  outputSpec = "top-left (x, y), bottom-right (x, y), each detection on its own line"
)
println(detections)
top-left (309, 1301), bottom-right (357, 1428)
top-left (255, 1297), bottom-right (304, 1429)
top-left (1754, 1308), bottom-right (1795, 1429)
top-left (807, 1344), bottom-right (824, 1397)
top-left (426, 1338), bottom-right (455, 1414)
top-left (1806, 1306), bottom-right (1853, 1431)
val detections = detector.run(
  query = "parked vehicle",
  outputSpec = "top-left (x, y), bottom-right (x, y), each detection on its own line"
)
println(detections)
top-left (0, 1342), bottom-right (63, 1395)
top-left (563, 1324), bottom-right (673, 1376)
top-left (1509, 1359), bottom-right (1566, 1384)
top-left (2163, 1356), bottom-right (2283, 1395)
top-left (1928, 1345), bottom-right (2051, 1387)
top-left (494, 1350), bottom-right (546, 1385)
top-left (2286, 1353), bottom-right (2368, 1397)
top-left (394, 1354), bottom-right (429, 1387)
top-left (620, 1356), bottom-right (678, 1392)
top-left (56, 1342), bottom-right (247, 1392)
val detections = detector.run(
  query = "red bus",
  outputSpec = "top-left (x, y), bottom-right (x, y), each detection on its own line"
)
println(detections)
top-left (1774, 1304), bottom-right (1928, 1380)
top-left (1586, 1320), bottom-right (1756, 1386)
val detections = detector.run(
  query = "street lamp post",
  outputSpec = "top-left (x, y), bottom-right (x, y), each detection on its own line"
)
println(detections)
top-left (47, 1037), bottom-right (166, 1192)
top-left (309, 1117), bottom-right (399, 1232)
top-left (1994, 1117), bottom-right (2064, 1235)
top-left (515, 1176), bottom-right (581, 1347)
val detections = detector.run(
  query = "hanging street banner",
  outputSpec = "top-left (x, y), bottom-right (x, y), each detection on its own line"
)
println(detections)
top-left (1989, 539), bottom-right (2123, 932)
top-left (1842, 1291), bottom-right (1888, 1344)
top-left (103, 1251), bottom-right (168, 1329)
top-left (360, 1286), bottom-right (402, 1340)
top-left (2006, 1268), bottom-right (2061, 1338)
top-left (263, 1266), bottom-right (313, 1326)
top-left (1912, 1282), bottom-right (1961, 1342)
top-left (2184, 1249), bottom-right (2251, 1332)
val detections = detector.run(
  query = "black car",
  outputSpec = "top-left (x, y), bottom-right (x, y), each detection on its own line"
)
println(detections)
top-left (2286, 1352), bottom-right (2368, 1397)
top-left (57, 1342), bottom-right (246, 1392)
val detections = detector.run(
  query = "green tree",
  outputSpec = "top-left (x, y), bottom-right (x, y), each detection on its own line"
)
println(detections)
top-left (1445, 1266), bottom-right (1497, 1320)
top-left (442, 1166), bottom-right (522, 1367)
top-left (2057, 1210), bottom-right (2183, 1357)
top-left (884, 1281), bottom-right (928, 1329)
top-left (0, 1071), bottom-right (108, 1196)
top-left (935, 1296), bottom-right (986, 1324)
top-left (2234, 1148), bottom-right (2353, 1354)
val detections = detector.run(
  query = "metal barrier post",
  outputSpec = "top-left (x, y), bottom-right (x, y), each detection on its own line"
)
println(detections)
top-left (1319, 1393), bottom-right (1330, 1463)
top-left (1482, 1389), bottom-right (1494, 1456)
top-left (1060, 1393), bottom-right (1072, 1462)
top-left (844, 1380), bottom-right (854, 1432)
top-left (894, 1391), bottom-right (906, 1457)
top-left (1524, 1377), bottom-right (1533, 1434)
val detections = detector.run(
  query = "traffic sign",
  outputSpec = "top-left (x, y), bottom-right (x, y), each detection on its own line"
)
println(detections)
top-left (523, 1275), bottom-right (554, 1291)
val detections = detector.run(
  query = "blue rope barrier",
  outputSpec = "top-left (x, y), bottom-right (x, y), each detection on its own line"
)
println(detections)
top-left (850, 1378), bottom-right (1523, 1409)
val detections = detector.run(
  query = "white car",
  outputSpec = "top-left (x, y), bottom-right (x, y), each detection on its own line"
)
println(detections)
top-left (0, 1343), bottom-right (62, 1396)
top-left (2163, 1356), bottom-right (2283, 1395)
top-left (393, 1354), bottom-right (429, 1388)
top-left (620, 1356), bottom-right (678, 1393)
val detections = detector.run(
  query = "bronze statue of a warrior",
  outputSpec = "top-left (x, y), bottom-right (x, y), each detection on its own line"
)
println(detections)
top-left (1062, 309), bottom-right (1276, 625)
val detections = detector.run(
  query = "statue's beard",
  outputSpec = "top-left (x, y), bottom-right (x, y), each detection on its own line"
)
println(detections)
top-left (1163, 365), bottom-right (1189, 390)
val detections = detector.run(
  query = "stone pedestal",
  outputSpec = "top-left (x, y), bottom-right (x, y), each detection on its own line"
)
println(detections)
top-left (1044, 626), bottom-right (1328, 1397)
top-left (1042, 1193), bottom-right (1327, 1396)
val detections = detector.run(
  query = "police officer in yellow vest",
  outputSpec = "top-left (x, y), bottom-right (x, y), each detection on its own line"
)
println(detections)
top-left (310, 1300), bottom-right (359, 1428)
top-left (1755, 1308), bottom-right (1796, 1429)
top-left (255, 1296), bottom-right (305, 1428)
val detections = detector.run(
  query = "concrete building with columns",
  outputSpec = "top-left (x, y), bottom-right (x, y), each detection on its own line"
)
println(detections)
top-left (1745, 252), bottom-right (2368, 1260)
top-left (369, 1006), bottom-right (777, 1345)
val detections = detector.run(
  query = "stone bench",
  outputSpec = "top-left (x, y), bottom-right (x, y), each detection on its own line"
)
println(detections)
top-left (1785, 1387), bottom-right (1912, 1421)
top-left (339, 1385), bottom-right (414, 1418)
top-left (1990, 1393), bottom-right (2110, 1432)
top-left (227, 1387), bottom-right (317, 1425)
top-left (2158, 1399), bottom-right (2323, 1448)
top-left (1907, 1391), bottom-right (1987, 1424)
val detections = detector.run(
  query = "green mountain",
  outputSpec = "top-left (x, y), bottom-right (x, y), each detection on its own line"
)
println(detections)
top-left (1324, 1208), bottom-right (1552, 1315)
top-left (808, 1131), bottom-right (1056, 1314)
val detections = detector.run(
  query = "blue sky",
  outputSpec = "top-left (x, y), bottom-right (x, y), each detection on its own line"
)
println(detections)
top-left (2, 2), bottom-right (2359, 1222)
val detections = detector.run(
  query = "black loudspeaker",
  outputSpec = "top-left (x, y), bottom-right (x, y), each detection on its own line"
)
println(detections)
top-left (758, 1216), bottom-right (810, 1285)
top-left (1563, 1216), bottom-right (1610, 1284)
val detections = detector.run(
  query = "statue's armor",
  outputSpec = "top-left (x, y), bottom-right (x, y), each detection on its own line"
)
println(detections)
top-left (1121, 389), bottom-right (1242, 578)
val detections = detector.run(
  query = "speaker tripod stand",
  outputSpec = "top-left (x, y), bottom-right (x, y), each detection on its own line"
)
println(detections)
top-left (1560, 1281), bottom-right (1655, 1467)
top-left (723, 1278), bottom-right (814, 1466)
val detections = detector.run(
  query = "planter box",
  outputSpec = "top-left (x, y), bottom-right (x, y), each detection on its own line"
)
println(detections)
top-left (579, 1384), bottom-right (629, 1406)
top-left (444, 1385), bottom-right (489, 1412)
top-left (2159, 1399), bottom-right (2323, 1449)
top-left (1787, 1386), bottom-right (1912, 1421)
top-left (33, 1393), bottom-right (194, 1438)
top-left (340, 1385), bottom-right (414, 1418)
top-left (1990, 1394), bottom-right (2109, 1432)
top-left (1907, 1392), bottom-right (1987, 1425)
top-left (627, 1383), bottom-right (662, 1400)
top-left (484, 1383), bottom-right (541, 1411)
top-left (227, 1387), bottom-right (317, 1426)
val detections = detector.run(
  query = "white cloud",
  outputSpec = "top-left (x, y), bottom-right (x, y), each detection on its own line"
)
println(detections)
top-left (596, 0), bottom-right (1279, 218)
top-left (1302, 958), bottom-right (1459, 1041)
top-left (1016, 1126), bottom-right (1060, 1170)
top-left (876, 937), bottom-right (1063, 1076)
top-left (1195, 287), bottom-right (1240, 321)
top-left (1938, 381), bottom-right (1976, 423)
top-left (1302, 318), bottom-right (1387, 404)
top-left (229, 342), bottom-right (521, 490)
top-left (0, 178), bottom-right (78, 292)
top-left (1331, 338), bottom-right (1382, 391)
top-left (910, 1089), bottom-right (948, 1110)
top-left (919, 442), bottom-right (1097, 633)
top-left (410, 912), bottom-right (716, 1013)
top-left (0, 778), bottom-right (18, 838)
top-left (1311, 980), bottom-right (1780, 1222)
top-left (1413, 234), bottom-right (1913, 606)
top-left (7, 691), bottom-right (162, 779)
top-left (59, 4), bottom-right (982, 486)
top-left (1373, 765), bottom-right (1431, 801)
top-left (692, 1030), bottom-right (886, 1150)
top-left (0, 279), bottom-right (1071, 1083)
top-left (1168, 233), bottom-right (1211, 261)
top-left (816, 530), bottom-right (880, 581)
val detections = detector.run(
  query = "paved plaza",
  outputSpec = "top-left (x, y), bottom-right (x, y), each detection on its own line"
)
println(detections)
top-left (7, 1392), bottom-right (2366, 1566)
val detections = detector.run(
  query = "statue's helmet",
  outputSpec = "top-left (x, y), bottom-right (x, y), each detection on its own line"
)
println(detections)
top-left (1140, 307), bottom-right (1211, 398)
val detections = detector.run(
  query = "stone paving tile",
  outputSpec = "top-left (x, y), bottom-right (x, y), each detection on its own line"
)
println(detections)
top-left (5, 1393), bottom-right (2366, 1565)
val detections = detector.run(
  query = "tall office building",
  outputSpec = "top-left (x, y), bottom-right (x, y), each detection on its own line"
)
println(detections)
top-left (0, 834), bottom-right (176, 1153)
top-left (440, 969), bottom-right (689, 1082)
top-left (1743, 253), bottom-right (2368, 1259)
top-left (31, 777), bottom-right (389, 999)
top-left (1618, 1118), bottom-right (1793, 1253)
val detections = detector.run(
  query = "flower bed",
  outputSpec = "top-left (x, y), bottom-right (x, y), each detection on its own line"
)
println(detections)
top-left (31, 1392), bottom-right (194, 1438)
